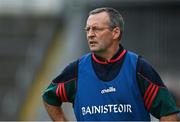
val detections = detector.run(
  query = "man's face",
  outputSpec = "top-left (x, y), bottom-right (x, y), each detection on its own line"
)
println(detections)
top-left (86, 12), bottom-right (114, 53)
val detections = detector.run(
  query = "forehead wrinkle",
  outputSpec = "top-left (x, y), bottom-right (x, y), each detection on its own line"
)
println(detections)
top-left (86, 12), bottom-right (110, 27)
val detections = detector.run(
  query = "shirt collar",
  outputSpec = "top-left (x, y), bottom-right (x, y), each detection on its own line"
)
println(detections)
top-left (92, 45), bottom-right (127, 64)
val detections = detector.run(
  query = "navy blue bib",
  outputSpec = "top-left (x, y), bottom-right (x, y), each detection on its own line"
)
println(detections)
top-left (74, 51), bottom-right (150, 121)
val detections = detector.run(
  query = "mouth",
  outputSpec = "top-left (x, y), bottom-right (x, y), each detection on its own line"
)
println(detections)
top-left (89, 41), bottom-right (97, 46)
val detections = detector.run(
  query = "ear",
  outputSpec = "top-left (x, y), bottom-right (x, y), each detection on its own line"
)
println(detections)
top-left (112, 27), bottom-right (121, 40)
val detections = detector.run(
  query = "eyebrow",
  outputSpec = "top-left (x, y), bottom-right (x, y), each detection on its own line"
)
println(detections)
top-left (85, 25), bottom-right (101, 28)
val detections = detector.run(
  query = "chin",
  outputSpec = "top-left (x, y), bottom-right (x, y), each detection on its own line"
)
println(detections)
top-left (89, 48), bottom-right (99, 52)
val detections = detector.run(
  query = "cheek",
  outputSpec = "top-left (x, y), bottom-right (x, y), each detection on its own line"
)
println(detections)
top-left (97, 33), bottom-right (108, 40)
top-left (101, 32), bottom-right (113, 39)
top-left (98, 34), bottom-right (112, 44)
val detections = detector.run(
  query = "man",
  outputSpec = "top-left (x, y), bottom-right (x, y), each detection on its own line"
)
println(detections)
top-left (42, 7), bottom-right (180, 121)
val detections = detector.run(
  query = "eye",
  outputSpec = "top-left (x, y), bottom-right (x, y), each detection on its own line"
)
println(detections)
top-left (84, 26), bottom-right (109, 34)
top-left (93, 27), bottom-right (103, 32)
top-left (85, 27), bottom-right (101, 32)
top-left (84, 27), bottom-right (90, 32)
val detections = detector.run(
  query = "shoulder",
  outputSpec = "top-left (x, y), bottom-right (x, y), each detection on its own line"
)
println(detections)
top-left (137, 56), bottom-right (165, 86)
top-left (52, 59), bottom-right (79, 84)
top-left (135, 56), bottom-right (180, 118)
top-left (125, 51), bottom-right (139, 65)
top-left (48, 59), bottom-right (79, 103)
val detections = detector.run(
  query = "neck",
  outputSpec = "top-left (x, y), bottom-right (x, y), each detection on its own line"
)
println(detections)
top-left (94, 45), bottom-right (120, 61)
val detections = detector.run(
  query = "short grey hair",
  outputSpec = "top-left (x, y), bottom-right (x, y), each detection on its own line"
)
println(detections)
top-left (89, 7), bottom-right (124, 39)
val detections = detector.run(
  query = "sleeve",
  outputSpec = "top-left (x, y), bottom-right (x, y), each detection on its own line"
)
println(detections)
top-left (136, 56), bottom-right (180, 119)
top-left (42, 60), bottom-right (79, 106)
